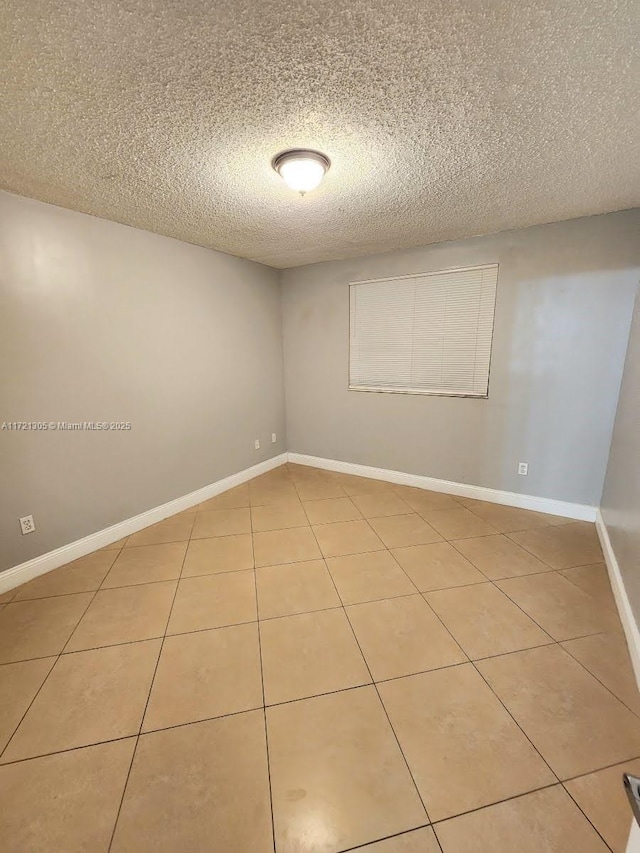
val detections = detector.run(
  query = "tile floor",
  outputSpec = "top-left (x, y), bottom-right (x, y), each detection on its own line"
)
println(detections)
top-left (0, 463), bottom-right (639, 852)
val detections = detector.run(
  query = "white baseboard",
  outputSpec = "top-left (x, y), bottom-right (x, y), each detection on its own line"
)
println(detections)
top-left (287, 453), bottom-right (596, 522)
top-left (596, 510), bottom-right (640, 689)
top-left (0, 451), bottom-right (599, 596)
top-left (626, 818), bottom-right (640, 853)
top-left (0, 453), bottom-right (288, 595)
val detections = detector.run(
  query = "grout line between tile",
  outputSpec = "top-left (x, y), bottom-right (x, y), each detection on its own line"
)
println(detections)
top-left (469, 656), bottom-right (560, 778)
top-left (0, 654), bottom-right (59, 764)
top-left (486, 570), bottom-right (630, 698)
top-left (391, 532), bottom-right (572, 808)
top-left (428, 780), bottom-right (561, 826)
top-left (500, 533), bottom-right (563, 571)
top-left (467, 638), bottom-right (558, 662)
top-left (444, 536), bottom-right (540, 583)
top-left (0, 467), bottom-right (620, 851)
top-left (559, 564), bottom-right (610, 591)
top-left (476, 578), bottom-right (557, 640)
top-left (560, 640), bottom-right (640, 720)
top-left (560, 786), bottom-right (616, 852)
top-left (428, 777), bottom-right (617, 853)
top-left (122, 535), bottom-right (191, 549)
top-left (0, 733), bottom-right (140, 769)
top-left (250, 499), bottom-right (277, 853)
top-left (292, 477), bottom-right (434, 826)
top-left (106, 532), bottom-right (190, 852)
top-left (0, 579), bottom-right (112, 762)
top-left (561, 754), bottom-right (640, 784)
top-left (335, 822), bottom-right (436, 853)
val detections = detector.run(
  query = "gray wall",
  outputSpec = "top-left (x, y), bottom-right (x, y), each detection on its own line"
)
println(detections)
top-left (282, 210), bottom-right (640, 506)
top-left (0, 191), bottom-right (286, 572)
top-left (602, 286), bottom-right (640, 621)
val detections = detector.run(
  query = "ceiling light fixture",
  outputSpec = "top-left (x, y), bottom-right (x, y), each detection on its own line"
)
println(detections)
top-left (273, 149), bottom-right (330, 195)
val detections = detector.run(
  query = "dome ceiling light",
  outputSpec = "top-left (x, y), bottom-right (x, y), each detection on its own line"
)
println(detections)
top-left (273, 149), bottom-right (330, 195)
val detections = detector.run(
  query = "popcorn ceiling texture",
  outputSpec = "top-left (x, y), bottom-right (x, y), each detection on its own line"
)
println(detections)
top-left (1, 0), bottom-right (638, 268)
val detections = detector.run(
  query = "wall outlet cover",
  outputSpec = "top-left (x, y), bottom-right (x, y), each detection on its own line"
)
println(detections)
top-left (19, 515), bottom-right (36, 535)
top-left (518, 462), bottom-right (529, 476)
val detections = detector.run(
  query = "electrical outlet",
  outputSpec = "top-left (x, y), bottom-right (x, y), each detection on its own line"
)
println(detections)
top-left (518, 462), bottom-right (529, 476)
top-left (271, 433), bottom-right (277, 443)
top-left (19, 515), bottom-right (36, 535)
top-left (254, 439), bottom-right (260, 450)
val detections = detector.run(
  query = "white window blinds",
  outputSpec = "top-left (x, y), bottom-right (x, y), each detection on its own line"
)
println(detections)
top-left (349, 264), bottom-right (498, 397)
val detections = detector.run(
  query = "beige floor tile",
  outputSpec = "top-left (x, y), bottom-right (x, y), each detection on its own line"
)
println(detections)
top-left (167, 570), bottom-right (256, 634)
top-left (561, 562), bottom-right (615, 602)
top-left (393, 486), bottom-right (461, 512)
top-left (251, 500), bottom-right (309, 532)
top-left (143, 623), bottom-right (262, 731)
top-left (293, 478), bottom-right (348, 501)
top-left (564, 758), bottom-right (640, 853)
top-left (347, 595), bottom-right (466, 681)
top-left (327, 550), bottom-right (416, 604)
top-left (101, 542), bottom-right (187, 588)
top-left (253, 526), bottom-right (321, 566)
top-left (290, 478), bottom-right (338, 498)
top-left (254, 464), bottom-right (290, 482)
top-left (426, 583), bottom-right (551, 659)
top-left (459, 499), bottom-right (566, 533)
top-left (368, 514), bottom-right (442, 548)
top-left (112, 711), bottom-right (273, 853)
top-left (66, 582), bottom-right (176, 651)
top-left (197, 483), bottom-right (250, 511)
top-left (562, 632), bottom-right (640, 716)
top-left (379, 665), bottom-right (554, 821)
top-left (288, 462), bottom-right (322, 476)
top-left (181, 534), bottom-right (254, 577)
top-left (452, 534), bottom-right (551, 580)
top-left (477, 645), bottom-right (640, 778)
top-left (509, 521), bottom-right (604, 569)
top-left (2, 640), bottom-right (161, 762)
top-left (338, 475), bottom-right (396, 496)
top-left (496, 572), bottom-right (618, 641)
top-left (0, 590), bottom-right (16, 604)
top-left (313, 519), bottom-right (385, 557)
top-left (288, 464), bottom-right (332, 480)
top-left (356, 827), bottom-right (440, 852)
top-left (267, 686), bottom-right (426, 852)
top-left (392, 542), bottom-right (485, 591)
top-left (0, 739), bottom-right (136, 853)
top-left (100, 536), bottom-right (129, 550)
top-left (256, 559), bottom-right (340, 619)
top-left (0, 594), bottom-right (93, 664)
top-left (351, 492), bottom-right (413, 519)
top-left (125, 511), bottom-right (196, 547)
top-left (191, 507), bottom-right (251, 539)
top-left (435, 786), bottom-right (609, 853)
top-left (260, 608), bottom-right (371, 704)
top-left (0, 657), bottom-right (56, 752)
top-left (422, 508), bottom-right (498, 540)
top-left (13, 551), bottom-right (118, 600)
top-left (250, 481), bottom-right (303, 505)
top-left (303, 496), bottom-right (363, 524)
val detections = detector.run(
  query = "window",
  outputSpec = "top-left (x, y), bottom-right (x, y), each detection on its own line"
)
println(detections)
top-left (349, 263), bottom-right (498, 398)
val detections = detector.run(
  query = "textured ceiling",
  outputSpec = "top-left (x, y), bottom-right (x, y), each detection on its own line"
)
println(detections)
top-left (1, 1), bottom-right (638, 268)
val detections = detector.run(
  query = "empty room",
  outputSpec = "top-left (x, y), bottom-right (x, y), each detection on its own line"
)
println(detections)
top-left (1, 1), bottom-right (639, 851)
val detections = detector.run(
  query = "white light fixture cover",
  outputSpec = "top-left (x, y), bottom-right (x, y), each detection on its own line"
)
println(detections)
top-left (273, 149), bottom-right (330, 194)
